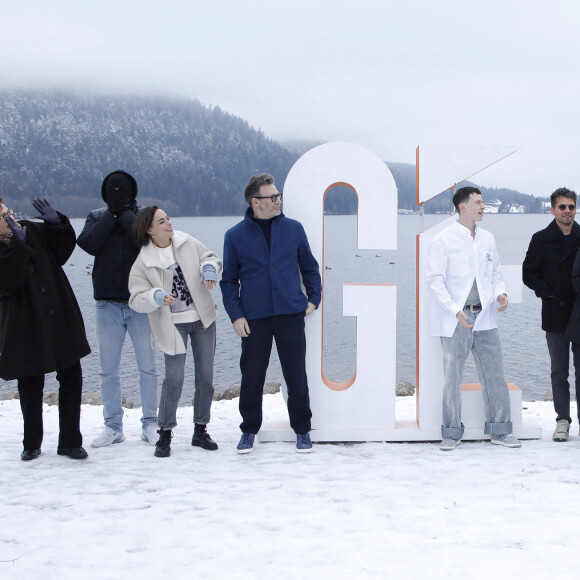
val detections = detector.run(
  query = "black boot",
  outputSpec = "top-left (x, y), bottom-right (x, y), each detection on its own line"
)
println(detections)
top-left (57, 447), bottom-right (88, 460)
top-left (154, 429), bottom-right (172, 458)
top-left (21, 449), bottom-right (41, 461)
top-left (191, 423), bottom-right (218, 451)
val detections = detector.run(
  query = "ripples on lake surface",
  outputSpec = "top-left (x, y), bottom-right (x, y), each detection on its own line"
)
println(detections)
top-left (0, 213), bottom-right (567, 404)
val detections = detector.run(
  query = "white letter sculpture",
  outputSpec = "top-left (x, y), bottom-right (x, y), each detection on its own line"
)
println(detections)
top-left (257, 142), bottom-right (541, 442)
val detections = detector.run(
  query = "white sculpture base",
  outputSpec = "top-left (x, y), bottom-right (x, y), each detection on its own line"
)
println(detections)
top-left (258, 383), bottom-right (542, 442)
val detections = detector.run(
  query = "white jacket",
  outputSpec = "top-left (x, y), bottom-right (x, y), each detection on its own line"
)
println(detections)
top-left (426, 220), bottom-right (506, 337)
top-left (129, 230), bottom-right (222, 355)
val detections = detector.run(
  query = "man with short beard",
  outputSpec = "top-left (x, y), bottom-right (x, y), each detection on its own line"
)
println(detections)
top-left (220, 173), bottom-right (321, 454)
top-left (523, 187), bottom-right (580, 442)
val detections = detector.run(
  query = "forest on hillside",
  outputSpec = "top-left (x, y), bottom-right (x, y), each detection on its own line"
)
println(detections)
top-left (0, 91), bottom-right (544, 216)
top-left (0, 91), bottom-right (296, 217)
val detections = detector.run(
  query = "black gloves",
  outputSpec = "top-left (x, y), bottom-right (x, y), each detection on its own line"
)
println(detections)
top-left (6, 217), bottom-right (27, 244)
top-left (32, 199), bottom-right (60, 225)
top-left (106, 175), bottom-right (134, 217)
top-left (107, 190), bottom-right (133, 216)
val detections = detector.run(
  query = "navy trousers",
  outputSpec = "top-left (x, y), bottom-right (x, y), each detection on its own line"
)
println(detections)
top-left (18, 361), bottom-right (83, 451)
top-left (239, 313), bottom-right (312, 435)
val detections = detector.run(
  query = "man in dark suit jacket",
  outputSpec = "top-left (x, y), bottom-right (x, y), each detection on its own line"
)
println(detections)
top-left (523, 187), bottom-right (580, 442)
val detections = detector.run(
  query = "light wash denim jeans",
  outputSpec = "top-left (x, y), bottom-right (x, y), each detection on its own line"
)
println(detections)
top-left (158, 321), bottom-right (216, 430)
top-left (95, 301), bottom-right (158, 431)
top-left (440, 309), bottom-right (512, 440)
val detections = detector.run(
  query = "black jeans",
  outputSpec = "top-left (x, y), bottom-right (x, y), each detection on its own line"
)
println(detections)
top-left (18, 361), bottom-right (83, 451)
top-left (545, 331), bottom-right (580, 424)
top-left (239, 313), bottom-right (312, 435)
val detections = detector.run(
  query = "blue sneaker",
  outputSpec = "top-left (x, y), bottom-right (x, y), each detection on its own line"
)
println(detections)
top-left (236, 433), bottom-right (255, 454)
top-left (296, 432), bottom-right (313, 453)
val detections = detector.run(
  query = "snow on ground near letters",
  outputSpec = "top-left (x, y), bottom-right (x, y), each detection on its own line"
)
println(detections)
top-left (1, 394), bottom-right (579, 580)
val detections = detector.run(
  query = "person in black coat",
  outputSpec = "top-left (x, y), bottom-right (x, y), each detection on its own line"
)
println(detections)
top-left (523, 187), bottom-right (580, 442)
top-left (0, 198), bottom-right (91, 461)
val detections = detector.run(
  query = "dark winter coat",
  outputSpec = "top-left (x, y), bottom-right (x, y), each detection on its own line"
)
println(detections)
top-left (77, 207), bottom-right (141, 300)
top-left (0, 215), bottom-right (91, 380)
top-left (522, 219), bottom-right (580, 332)
top-left (77, 169), bottom-right (141, 300)
top-left (220, 207), bottom-right (321, 322)
top-left (565, 252), bottom-right (580, 342)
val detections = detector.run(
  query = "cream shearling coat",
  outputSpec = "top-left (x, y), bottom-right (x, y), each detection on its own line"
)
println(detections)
top-left (129, 230), bottom-right (222, 355)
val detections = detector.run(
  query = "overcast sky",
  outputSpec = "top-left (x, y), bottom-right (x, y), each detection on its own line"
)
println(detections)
top-left (2, 0), bottom-right (579, 197)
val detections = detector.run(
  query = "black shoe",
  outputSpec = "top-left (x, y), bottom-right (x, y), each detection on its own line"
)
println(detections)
top-left (191, 427), bottom-right (218, 451)
top-left (57, 447), bottom-right (88, 460)
top-left (21, 449), bottom-right (41, 461)
top-left (154, 429), bottom-right (172, 457)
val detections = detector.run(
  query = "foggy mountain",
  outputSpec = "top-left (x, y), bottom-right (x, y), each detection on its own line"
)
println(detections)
top-left (0, 91), bottom-right (543, 216)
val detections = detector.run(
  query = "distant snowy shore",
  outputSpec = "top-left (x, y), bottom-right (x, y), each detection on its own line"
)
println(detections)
top-left (1, 394), bottom-right (579, 580)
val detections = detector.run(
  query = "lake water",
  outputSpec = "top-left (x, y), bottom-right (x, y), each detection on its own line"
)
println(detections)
top-left (0, 213), bottom-right (567, 404)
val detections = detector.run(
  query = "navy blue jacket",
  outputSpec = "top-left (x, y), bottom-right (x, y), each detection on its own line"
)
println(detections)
top-left (220, 208), bottom-right (321, 322)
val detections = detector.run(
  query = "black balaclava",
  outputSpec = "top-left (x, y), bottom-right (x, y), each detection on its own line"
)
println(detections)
top-left (101, 170), bottom-right (138, 204)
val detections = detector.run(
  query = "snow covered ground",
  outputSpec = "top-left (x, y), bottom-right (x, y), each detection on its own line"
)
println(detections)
top-left (1, 394), bottom-right (578, 580)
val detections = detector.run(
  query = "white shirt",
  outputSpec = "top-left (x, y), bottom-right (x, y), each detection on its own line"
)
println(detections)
top-left (426, 220), bottom-right (506, 337)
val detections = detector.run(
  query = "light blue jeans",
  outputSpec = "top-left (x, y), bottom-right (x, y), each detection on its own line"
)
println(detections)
top-left (95, 301), bottom-right (158, 431)
top-left (159, 321), bottom-right (216, 430)
top-left (440, 309), bottom-right (512, 439)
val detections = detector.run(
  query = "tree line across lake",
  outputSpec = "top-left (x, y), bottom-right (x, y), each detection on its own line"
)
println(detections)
top-left (0, 91), bottom-right (545, 217)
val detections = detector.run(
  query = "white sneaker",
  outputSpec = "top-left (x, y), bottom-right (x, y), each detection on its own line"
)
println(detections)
top-left (91, 426), bottom-right (125, 448)
top-left (141, 422), bottom-right (159, 446)
top-left (553, 419), bottom-right (570, 442)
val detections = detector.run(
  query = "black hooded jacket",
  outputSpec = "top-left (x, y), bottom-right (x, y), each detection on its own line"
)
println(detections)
top-left (77, 170), bottom-right (141, 301)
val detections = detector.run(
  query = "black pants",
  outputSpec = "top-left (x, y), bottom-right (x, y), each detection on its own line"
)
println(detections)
top-left (546, 331), bottom-right (580, 424)
top-left (18, 361), bottom-right (83, 451)
top-left (239, 313), bottom-right (312, 435)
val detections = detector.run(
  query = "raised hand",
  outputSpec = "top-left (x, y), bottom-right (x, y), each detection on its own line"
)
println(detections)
top-left (32, 199), bottom-right (60, 225)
